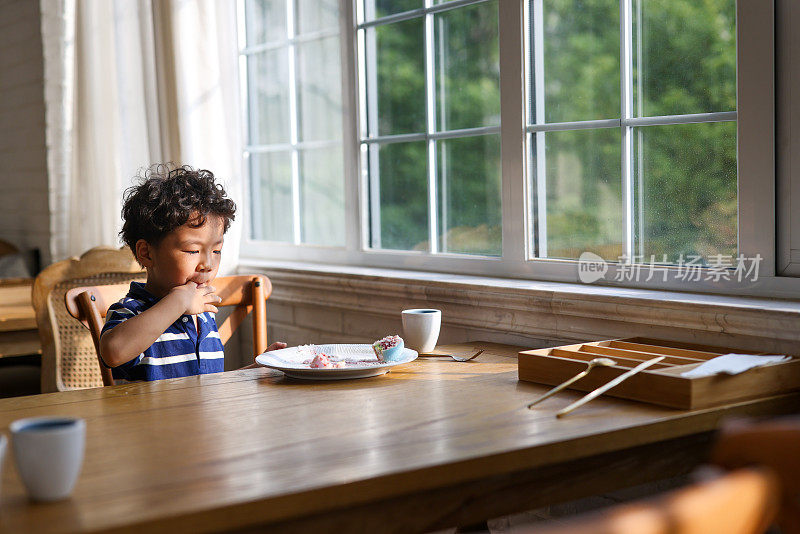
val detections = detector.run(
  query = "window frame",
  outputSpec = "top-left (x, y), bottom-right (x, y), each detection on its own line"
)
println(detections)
top-left (239, 0), bottom-right (796, 298)
top-left (525, 0), bottom-right (739, 262)
top-left (357, 0), bottom-right (502, 255)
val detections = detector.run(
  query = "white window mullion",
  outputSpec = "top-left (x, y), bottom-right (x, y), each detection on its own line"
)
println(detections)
top-left (238, 2), bottom-right (261, 240)
top-left (287, 0), bottom-right (301, 245)
top-left (424, 3), bottom-right (439, 254)
top-left (737, 0), bottom-right (775, 276)
top-left (620, 0), bottom-right (634, 261)
top-left (532, 0), bottom-right (547, 258)
top-left (635, 0), bottom-right (643, 258)
top-left (501, 0), bottom-right (528, 264)
top-left (362, 21), bottom-right (381, 248)
top-left (438, 16), bottom-right (448, 253)
top-left (341, 0), bottom-right (362, 253)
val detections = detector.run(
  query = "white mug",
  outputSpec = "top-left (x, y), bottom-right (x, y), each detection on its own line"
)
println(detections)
top-left (401, 309), bottom-right (442, 353)
top-left (10, 417), bottom-right (86, 501)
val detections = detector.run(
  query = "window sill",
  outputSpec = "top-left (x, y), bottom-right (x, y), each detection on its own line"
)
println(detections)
top-left (237, 259), bottom-right (800, 353)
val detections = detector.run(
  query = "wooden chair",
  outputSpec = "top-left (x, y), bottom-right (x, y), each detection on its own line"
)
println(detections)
top-left (32, 247), bottom-right (145, 392)
top-left (517, 417), bottom-right (800, 534)
top-left (711, 417), bottom-right (800, 534)
top-left (524, 467), bottom-right (780, 534)
top-left (64, 274), bottom-right (272, 386)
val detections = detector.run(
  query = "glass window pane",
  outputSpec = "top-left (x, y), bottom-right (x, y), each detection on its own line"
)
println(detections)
top-left (633, 0), bottom-right (736, 117)
top-left (367, 19), bottom-right (426, 136)
top-left (540, 128), bottom-right (623, 260)
top-left (434, 1), bottom-right (500, 132)
top-left (537, 1), bottom-right (620, 123)
top-left (363, 0), bottom-right (420, 21)
top-left (634, 122), bottom-right (737, 263)
top-left (244, 0), bottom-right (286, 46)
top-left (250, 152), bottom-right (294, 242)
top-left (297, 36), bottom-right (343, 142)
top-left (297, 0), bottom-right (338, 34)
top-left (299, 146), bottom-right (345, 246)
top-left (369, 141), bottom-right (428, 250)
top-left (437, 135), bottom-right (501, 256)
top-left (247, 50), bottom-right (290, 145)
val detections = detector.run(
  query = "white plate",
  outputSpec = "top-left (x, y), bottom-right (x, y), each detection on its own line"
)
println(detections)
top-left (255, 344), bottom-right (418, 380)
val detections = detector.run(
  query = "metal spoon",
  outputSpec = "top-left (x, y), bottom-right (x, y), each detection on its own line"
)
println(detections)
top-left (452, 349), bottom-right (484, 362)
top-left (527, 357), bottom-right (617, 409)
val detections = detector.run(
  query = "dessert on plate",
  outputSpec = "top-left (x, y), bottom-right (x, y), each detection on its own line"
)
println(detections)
top-left (294, 336), bottom-right (406, 368)
top-left (372, 335), bottom-right (405, 362)
top-left (309, 353), bottom-right (346, 369)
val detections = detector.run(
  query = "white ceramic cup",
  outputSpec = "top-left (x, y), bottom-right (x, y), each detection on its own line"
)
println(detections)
top-left (10, 417), bottom-right (86, 501)
top-left (401, 309), bottom-right (442, 353)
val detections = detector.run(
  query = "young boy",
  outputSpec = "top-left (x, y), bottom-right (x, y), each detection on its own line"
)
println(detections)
top-left (100, 164), bottom-right (285, 381)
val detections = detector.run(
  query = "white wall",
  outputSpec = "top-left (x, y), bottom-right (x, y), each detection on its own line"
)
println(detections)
top-left (0, 0), bottom-right (51, 266)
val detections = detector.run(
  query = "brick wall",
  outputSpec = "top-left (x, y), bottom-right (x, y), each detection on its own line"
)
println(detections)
top-left (230, 264), bottom-right (800, 373)
top-left (261, 301), bottom-right (562, 353)
top-left (0, 0), bottom-right (50, 265)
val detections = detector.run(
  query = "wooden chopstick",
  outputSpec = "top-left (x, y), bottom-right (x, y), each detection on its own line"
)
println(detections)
top-left (556, 356), bottom-right (665, 418)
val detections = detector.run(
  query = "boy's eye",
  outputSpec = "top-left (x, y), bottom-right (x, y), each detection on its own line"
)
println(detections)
top-left (184, 250), bottom-right (200, 255)
top-left (213, 250), bottom-right (221, 255)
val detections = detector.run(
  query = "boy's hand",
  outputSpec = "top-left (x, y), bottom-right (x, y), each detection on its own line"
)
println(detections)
top-left (169, 281), bottom-right (221, 315)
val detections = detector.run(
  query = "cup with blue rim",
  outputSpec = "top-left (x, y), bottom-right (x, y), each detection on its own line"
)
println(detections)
top-left (10, 416), bottom-right (86, 501)
top-left (401, 309), bottom-right (442, 354)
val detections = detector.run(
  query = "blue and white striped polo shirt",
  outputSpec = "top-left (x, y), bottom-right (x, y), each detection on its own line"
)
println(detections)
top-left (100, 282), bottom-right (225, 381)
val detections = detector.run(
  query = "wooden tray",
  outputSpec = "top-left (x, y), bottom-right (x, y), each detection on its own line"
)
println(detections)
top-left (518, 337), bottom-right (800, 410)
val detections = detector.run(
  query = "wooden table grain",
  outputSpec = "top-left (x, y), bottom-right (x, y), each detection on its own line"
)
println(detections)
top-left (0, 342), bottom-right (798, 533)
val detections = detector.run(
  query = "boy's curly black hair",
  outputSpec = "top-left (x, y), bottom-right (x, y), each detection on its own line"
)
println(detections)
top-left (120, 164), bottom-right (236, 252)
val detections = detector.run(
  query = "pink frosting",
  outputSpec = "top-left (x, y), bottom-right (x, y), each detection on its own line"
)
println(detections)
top-left (309, 354), bottom-right (331, 368)
top-left (309, 353), bottom-right (347, 369)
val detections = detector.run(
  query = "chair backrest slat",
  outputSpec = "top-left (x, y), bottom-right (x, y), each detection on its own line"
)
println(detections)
top-left (65, 283), bottom-right (132, 323)
top-left (76, 290), bottom-right (114, 386)
top-left (252, 277), bottom-right (268, 355)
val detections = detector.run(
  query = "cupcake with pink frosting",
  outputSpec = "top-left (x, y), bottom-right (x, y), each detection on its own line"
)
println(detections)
top-left (372, 335), bottom-right (405, 362)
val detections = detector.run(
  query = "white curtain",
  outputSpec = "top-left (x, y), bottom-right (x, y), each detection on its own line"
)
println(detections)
top-left (40, 0), bottom-right (243, 274)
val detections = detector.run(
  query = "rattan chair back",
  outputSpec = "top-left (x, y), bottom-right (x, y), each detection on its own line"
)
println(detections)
top-left (32, 247), bottom-right (145, 392)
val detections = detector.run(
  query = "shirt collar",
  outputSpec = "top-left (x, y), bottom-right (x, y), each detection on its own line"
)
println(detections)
top-left (128, 281), bottom-right (159, 305)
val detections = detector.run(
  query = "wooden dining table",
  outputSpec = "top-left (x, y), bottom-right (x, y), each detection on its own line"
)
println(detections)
top-left (0, 341), bottom-right (798, 533)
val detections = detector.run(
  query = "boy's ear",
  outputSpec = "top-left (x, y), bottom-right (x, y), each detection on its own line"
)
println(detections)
top-left (134, 239), bottom-right (154, 267)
